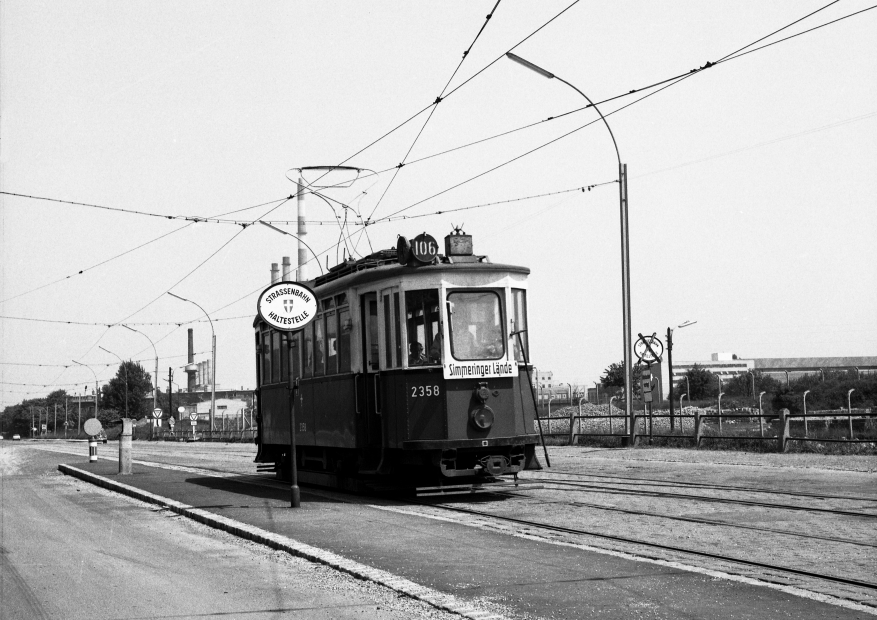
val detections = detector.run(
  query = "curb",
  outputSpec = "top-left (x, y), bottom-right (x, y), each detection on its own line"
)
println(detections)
top-left (58, 464), bottom-right (508, 620)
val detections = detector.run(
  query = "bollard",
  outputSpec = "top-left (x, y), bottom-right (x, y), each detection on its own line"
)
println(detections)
top-left (694, 411), bottom-right (702, 448)
top-left (631, 414), bottom-right (639, 447)
top-left (89, 438), bottom-right (98, 462)
top-left (119, 418), bottom-right (133, 475)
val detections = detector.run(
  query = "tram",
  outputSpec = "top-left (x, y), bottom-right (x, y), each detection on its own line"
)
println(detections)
top-left (253, 229), bottom-right (541, 490)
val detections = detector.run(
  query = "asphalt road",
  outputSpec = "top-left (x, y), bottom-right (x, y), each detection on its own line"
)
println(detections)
top-left (0, 442), bottom-right (460, 620)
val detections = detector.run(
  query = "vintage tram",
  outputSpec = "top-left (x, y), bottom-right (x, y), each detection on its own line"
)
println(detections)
top-left (254, 230), bottom-right (541, 491)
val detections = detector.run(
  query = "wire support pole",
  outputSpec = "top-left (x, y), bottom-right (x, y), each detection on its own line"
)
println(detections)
top-left (168, 292), bottom-right (216, 431)
top-left (72, 360), bottom-right (100, 420)
top-left (505, 52), bottom-right (633, 436)
top-left (99, 346), bottom-right (128, 419)
top-left (124, 325), bottom-right (158, 413)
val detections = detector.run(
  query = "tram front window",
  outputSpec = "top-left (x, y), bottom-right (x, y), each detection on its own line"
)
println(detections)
top-left (405, 289), bottom-right (441, 366)
top-left (447, 291), bottom-right (504, 361)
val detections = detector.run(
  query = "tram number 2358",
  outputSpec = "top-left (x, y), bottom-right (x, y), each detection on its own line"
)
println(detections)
top-left (411, 385), bottom-right (440, 398)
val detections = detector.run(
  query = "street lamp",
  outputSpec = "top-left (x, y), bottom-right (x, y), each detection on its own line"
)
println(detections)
top-left (847, 388), bottom-right (855, 438)
top-left (758, 391), bottom-right (767, 437)
top-left (717, 386), bottom-right (725, 433)
top-left (124, 324), bottom-right (158, 413)
top-left (99, 346), bottom-right (128, 418)
top-left (506, 51), bottom-right (633, 438)
top-left (168, 292), bottom-right (216, 431)
top-left (609, 395), bottom-right (617, 435)
top-left (666, 320), bottom-right (697, 430)
top-left (802, 389), bottom-right (811, 437)
top-left (679, 393), bottom-right (688, 432)
top-left (72, 360), bottom-right (100, 421)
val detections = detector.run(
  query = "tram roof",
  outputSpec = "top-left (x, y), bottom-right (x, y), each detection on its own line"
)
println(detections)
top-left (308, 249), bottom-right (529, 297)
top-left (253, 249), bottom-right (529, 327)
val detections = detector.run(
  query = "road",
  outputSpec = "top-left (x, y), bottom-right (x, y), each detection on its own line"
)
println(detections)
top-left (0, 442), bottom-right (460, 620)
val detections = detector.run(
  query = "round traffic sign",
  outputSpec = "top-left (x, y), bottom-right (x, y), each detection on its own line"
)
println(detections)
top-left (177, 406), bottom-right (185, 414)
top-left (189, 412), bottom-right (198, 421)
top-left (634, 333), bottom-right (664, 363)
top-left (152, 408), bottom-right (163, 419)
top-left (83, 418), bottom-right (103, 437)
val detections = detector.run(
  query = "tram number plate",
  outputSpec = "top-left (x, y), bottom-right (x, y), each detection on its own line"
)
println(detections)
top-left (298, 422), bottom-right (307, 432)
top-left (411, 385), bottom-right (440, 398)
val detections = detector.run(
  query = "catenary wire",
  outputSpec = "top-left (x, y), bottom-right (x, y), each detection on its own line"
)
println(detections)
top-left (371, 3), bottom-right (871, 225)
top-left (365, 1), bottom-right (502, 221)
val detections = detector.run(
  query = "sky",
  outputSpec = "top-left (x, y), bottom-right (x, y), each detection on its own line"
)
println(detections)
top-left (2, 1), bottom-right (876, 407)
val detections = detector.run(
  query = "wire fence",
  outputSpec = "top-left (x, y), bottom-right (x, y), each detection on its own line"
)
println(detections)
top-left (537, 403), bottom-right (877, 451)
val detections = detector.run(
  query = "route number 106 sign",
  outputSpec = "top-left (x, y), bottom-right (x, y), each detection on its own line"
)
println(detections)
top-left (411, 233), bottom-right (438, 263)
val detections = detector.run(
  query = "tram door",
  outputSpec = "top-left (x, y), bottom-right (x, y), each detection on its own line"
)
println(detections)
top-left (360, 292), bottom-right (382, 449)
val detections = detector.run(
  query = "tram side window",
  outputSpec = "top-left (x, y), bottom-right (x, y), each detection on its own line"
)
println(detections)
top-left (512, 288), bottom-right (529, 362)
top-left (314, 312), bottom-right (325, 376)
top-left (288, 331), bottom-right (301, 381)
top-left (405, 289), bottom-right (441, 366)
top-left (325, 310), bottom-right (337, 374)
top-left (280, 332), bottom-right (288, 381)
top-left (447, 291), bottom-right (504, 361)
top-left (255, 332), bottom-right (263, 386)
top-left (260, 328), bottom-right (271, 384)
top-left (338, 304), bottom-right (351, 373)
top-left (394, 293), bottom-right (402, 366)
top-left (303, 321), bottom-right (314, 378)
top-left (271, 331), bottom-right (281, 383)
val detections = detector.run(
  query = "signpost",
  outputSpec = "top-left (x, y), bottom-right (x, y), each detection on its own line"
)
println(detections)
top-left (635, 333), bottom-right (664, 445)
top-left (83, 418), bottom-right (102, 462)
top-left (257, 281), bottom-right (317, 508)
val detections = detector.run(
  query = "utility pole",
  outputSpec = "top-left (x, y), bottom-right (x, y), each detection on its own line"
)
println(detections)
top-left (54, 403), bottom-right (57, 437)
top-left (168, 367), bottom-right (174, 436)
top-left (667, 327), bottom-right (674, 431)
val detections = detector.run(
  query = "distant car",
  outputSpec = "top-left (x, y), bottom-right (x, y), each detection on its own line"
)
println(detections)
top-left (98, 431), bottom-right (108, 444)
top-left (12, 434), bottom-right (21, 441)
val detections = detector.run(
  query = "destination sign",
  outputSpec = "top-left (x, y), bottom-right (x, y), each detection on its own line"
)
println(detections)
top-left (444, 360), bottom-right (516, 380)
top-left (257, 282), bottom-right (318, 333)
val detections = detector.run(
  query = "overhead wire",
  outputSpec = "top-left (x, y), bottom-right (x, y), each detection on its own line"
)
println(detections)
top-left (372, 2), bottom-right (874, 225)
top-left (6, 3), bottom-right (873, 393)
top-left (365, 0), bottom-right (502, 221)
top-left (302, 0), bottom-right (584, 203)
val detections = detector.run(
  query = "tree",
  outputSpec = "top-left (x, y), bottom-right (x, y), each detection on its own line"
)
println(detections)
top-left (102, 361), bottom-right (153, 419)
top-left (677, 364), bottom-right (718, 400)
top-left (601, 361), bottom-right (626, 389)
top-left (723, 372), bottom-right (781, 398)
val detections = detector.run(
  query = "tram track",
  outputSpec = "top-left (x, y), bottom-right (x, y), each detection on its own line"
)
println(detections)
top-left (420, 500), bottom-right (877, 592)
top-left (520, 476), bottom-right (877, 519)
top-left (489, 490), bottom-right (877, 549)
top-left (534, 469), bottom-right (877, 503)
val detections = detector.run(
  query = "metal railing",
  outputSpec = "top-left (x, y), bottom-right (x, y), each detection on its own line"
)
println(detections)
top-left (551, 405), bottom-right (876, 452)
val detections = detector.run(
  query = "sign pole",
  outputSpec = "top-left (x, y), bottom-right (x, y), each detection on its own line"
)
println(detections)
top-left (257, 280), bottom-right (318, 509)
top-left (289, 381), bottom-right (300, 508)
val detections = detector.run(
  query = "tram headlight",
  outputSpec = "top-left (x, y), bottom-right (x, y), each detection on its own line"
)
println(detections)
top-left (475, 382), bottom-right (491, 403)
top-left (469, 406), bottom-right (494, 430)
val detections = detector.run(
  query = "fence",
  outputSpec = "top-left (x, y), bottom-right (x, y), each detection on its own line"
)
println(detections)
top-left (538, 403), bottom-right (876, 452)
top-left (151, 427), bottom-right (257, 442)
